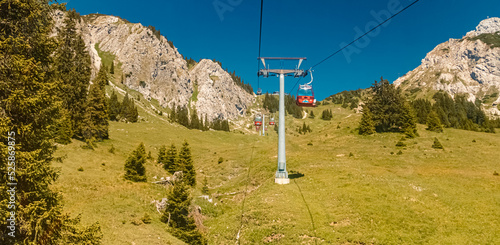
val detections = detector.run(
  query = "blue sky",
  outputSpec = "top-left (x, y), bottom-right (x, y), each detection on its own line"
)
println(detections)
top-left (65, 0), bottom-right (500, 100)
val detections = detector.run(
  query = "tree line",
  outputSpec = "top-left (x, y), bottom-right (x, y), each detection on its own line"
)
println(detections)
top-left (169, 105), bottom-right (230, 132)
top-left (262, 92), bottom-right (303, 119)
top-left (411, 92), bottom-right (496, 133)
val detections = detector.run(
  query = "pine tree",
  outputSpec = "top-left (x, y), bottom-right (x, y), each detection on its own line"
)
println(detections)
top-left (108, 91), bottom-right (121, 121)
top-left (201, 176), bottom-right (210, 195)
top-left (124, 143), bottom-right (147, 182)
top-left (401, 103), bottom-right (418, 138)
top-left (82, 82), bottom-right (109, 143)
top-left (157, 145), bottom-right (167, 165)
top-left (309, 110), bottom-right (315, 119)
top-left (165, 144), bottom-right (178, 174)
top-left (110, 61), bottom-right (115, 74)
top-left (426, 110), bottom-right (443, 133)
top-left (161, 180), bottom-right (207, 244)
top-left (55, 109), bottom-right (74, 144)
top-left (54, 9), bottom-right (91, 138)
top-left (95, 63), bottom-right (109, 89)
top-left (359, 106), bottom-right (376, 135)
top-left (432, 137), bottom-right (444, 149)
top-left (0, 2), bottom-right (101, 244)
top-left (178, 141), bottom-right (196, 186)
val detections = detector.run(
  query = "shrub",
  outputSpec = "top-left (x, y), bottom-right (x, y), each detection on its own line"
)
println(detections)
top-left (397, 150), bottom-right (403, 155)
top-left (77, 167), bottom-right (84, 172)
top-left (108, 144), bottom-right (116, 154)
top-left (218, 157), bottom-right (224, 164)
top-left (432, 137), bottom-right (444, 149)
top-left (349, 152), bottom-right (354, 157)
top-left (396, 140), bottom-right (406, 147)
top-left (141, 213), bottom-right (152, 224)
top-left (494, 171), bottom-right (499, 176)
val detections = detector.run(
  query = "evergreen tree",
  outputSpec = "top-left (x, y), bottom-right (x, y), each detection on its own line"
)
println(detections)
top-left (165, 144), bottom-right (178, 174)
top-left (108, 91), bottom-right (121, 121)
top-left (95, 63), bottom-right (108, 89)
top-left (124, 143), bottom-right (147, 182)
top-left (54, 9), bottom-right (91, 138)
top-left (426, 110), bottom-right (443, 132)
top-left (157, 145), bottom-right (167, 165)
top-left (110, 61), bottom-right (115, 74)
top-left (55, 109), bottom-right (74, 144)
top-left (201, 176), bottom-right (210, 195)
top-left (0, 2), bottom-right (101, 243)
top-left (359, 107), bottom-right (376, 135)
top-left (432, 137), bottom-right (444, 149)
top-left (178, 141), bottom-right (196, 186)
top-left (309, 110), bottom-right (315, 119)
top-left (82, 82), bottom-right (109, 143)
top-left (401, 103), bottom-right (418, 138)
top-left (366, 77), bottom-right (417, 135)
top-left (190, 109), bottom-right (200, 129)
top-left (161, 180), bottom-right (206, 244)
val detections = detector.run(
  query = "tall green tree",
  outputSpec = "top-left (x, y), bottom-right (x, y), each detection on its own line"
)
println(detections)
top-left (365, 77), bottom-right (417, 135)
top-left (164, 144), bottom-right (178, 174)
top-left (426, 110), bottom-right (443, 132)
top-left (161, 180), bottom-right (206, 244)
top-left (124, 143), bottom-right (147, 182)
top-left (82, 81), bottom-right (109, 144)
top-left (178, 141), bottom-right (196, 186)
top-left (0, 2), bottom-right (101, 244)
top-left (359, 106), bottom-right (376, 135)
top-left (157, 145), bottom-right (167, 165)
top-left (54, 9), bottom-right (91, 138)
top-left (108, 91), bottom-right (121, 121)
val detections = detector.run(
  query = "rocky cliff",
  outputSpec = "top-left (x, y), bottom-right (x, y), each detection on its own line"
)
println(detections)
top-left (53, 10), bottom-right (254, 121)
top-left (394, 17), bottom-right (500, 117)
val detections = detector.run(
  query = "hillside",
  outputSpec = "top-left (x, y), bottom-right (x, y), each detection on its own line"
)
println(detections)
top-left (394, 17), bottom-right (500, 117)
top-left (53, 97), bottom-right (500, 244)
top-left (52, 10), bottom-right (254, 121)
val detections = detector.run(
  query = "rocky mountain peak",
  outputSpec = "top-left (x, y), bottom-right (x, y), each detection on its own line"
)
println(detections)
top-left (53, 11), bottom-right (254, 121)
top-left (466, 17), bottom-right (500, 37)
top-left (394, 17), bottom-right (500, 117)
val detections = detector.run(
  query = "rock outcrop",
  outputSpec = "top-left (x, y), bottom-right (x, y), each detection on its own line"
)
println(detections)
top-left (54, 11), bottom-right (254, 121)
top-left (394, 17), bottom-right (500, 117)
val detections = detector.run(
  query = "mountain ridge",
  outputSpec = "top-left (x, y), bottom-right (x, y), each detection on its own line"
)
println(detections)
top-left (53, 10), bottom-right (255, 122)
top-left (394, 17), bottom-right (500, 117)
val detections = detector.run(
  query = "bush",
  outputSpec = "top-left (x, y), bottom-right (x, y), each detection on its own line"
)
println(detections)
top-left (397, 150), bottom-right (403, 155)
top-left (494, 171), bottom-right (499, 176)
top-left (108, 144), bottom-right (116, 154)
top-left (77, 167), bottom-right (84, 172)
top-left (432, 137), bottom-right (444, 149)
top-left (349, 152), bottom-right (354, 157)
top-left (396, 140), bottom-right (406, 147)
top-left (141, 213), bottom-right (152, 224)
top-left (218, 157), bottom-right (224, 164)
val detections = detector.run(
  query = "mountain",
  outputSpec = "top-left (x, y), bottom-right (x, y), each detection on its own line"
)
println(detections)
top-left (394, 17), bottom-right (500, 117)
top-left (52, 10), bottom-right (254, 121)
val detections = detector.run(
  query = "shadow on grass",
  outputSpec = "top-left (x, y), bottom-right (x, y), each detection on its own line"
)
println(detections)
top-left (289, 170), bottom-right (304, 179)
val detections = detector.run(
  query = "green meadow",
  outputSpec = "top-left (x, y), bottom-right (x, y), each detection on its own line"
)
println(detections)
top-left (53, 96), bottom-right (500, 244)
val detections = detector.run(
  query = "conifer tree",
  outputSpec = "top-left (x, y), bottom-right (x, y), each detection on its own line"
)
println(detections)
top-left (309, 110), bottom-right (315, 119)
top-left (359, 107), bottom-right (376, 135)
top-left (401, 103), bottom-right (418, 138)
top-left (54, 9), bottom-right (92, 137)
top-left (55, 108), bottom-right (74, 144)
top-left (95, 63), bottom-right (109, 89)
top-left (108, 91), bottom-right (121, 121)
top-left (165, 144), bottom-right (178, 174)
top-left (426, 110), bottom-right (443, 132)
top-left (82, 82), bottom-right (109, 143)
top-left (161, 180), bottom-right (206, 244)
top-left (0, 2), bottom-right (101, 244)
top-left (124, 143), bottom-right (147, 182)
top-left (110, 61), bottom-right (115, 74)
top-left (178, 141), bottom-right (196, 186)
top-left (201, 177), bottom-right (210, 195)
top-left (157, 145), bottom-right (167, 165)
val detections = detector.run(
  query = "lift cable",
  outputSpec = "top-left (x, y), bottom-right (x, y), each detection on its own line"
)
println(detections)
top-left (256, 0), bottom-right (264, 92)
top-left (288, 0), bottom-right (421, 95)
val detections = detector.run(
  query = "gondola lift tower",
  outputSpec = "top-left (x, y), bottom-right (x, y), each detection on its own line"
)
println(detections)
top-left (258, 57), bottom-right (308, 184)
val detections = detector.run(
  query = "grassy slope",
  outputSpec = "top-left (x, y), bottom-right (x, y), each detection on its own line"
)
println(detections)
top-left (53, 100), bottom-right (500, 244)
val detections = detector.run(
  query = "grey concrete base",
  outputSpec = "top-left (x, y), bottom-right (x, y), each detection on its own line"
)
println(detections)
top-left (275, 178), bottom-right (290, 185)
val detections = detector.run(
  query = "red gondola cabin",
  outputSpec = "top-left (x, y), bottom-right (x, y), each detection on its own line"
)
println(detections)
top-left (296, 84), bottom-right (316, 107)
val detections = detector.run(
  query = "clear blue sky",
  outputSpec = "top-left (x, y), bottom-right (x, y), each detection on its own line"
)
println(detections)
top-left (65, 0), bottom-right (500, 100)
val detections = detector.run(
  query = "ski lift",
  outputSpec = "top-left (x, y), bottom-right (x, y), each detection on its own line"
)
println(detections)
top-left (269, 117), bottom-right (275, 125)
top-left (296, 69), bottom-right (316, 107)
top-left (254, 115), bottom-right (262, 126)
top-left (256, 88), bottom-right (263, 95)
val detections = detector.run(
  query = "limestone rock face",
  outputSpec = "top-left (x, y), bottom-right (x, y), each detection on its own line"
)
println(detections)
top-left (54, 11), bottom-right (254, 121)
top-left (394, 17), bottom-right (500, 117)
